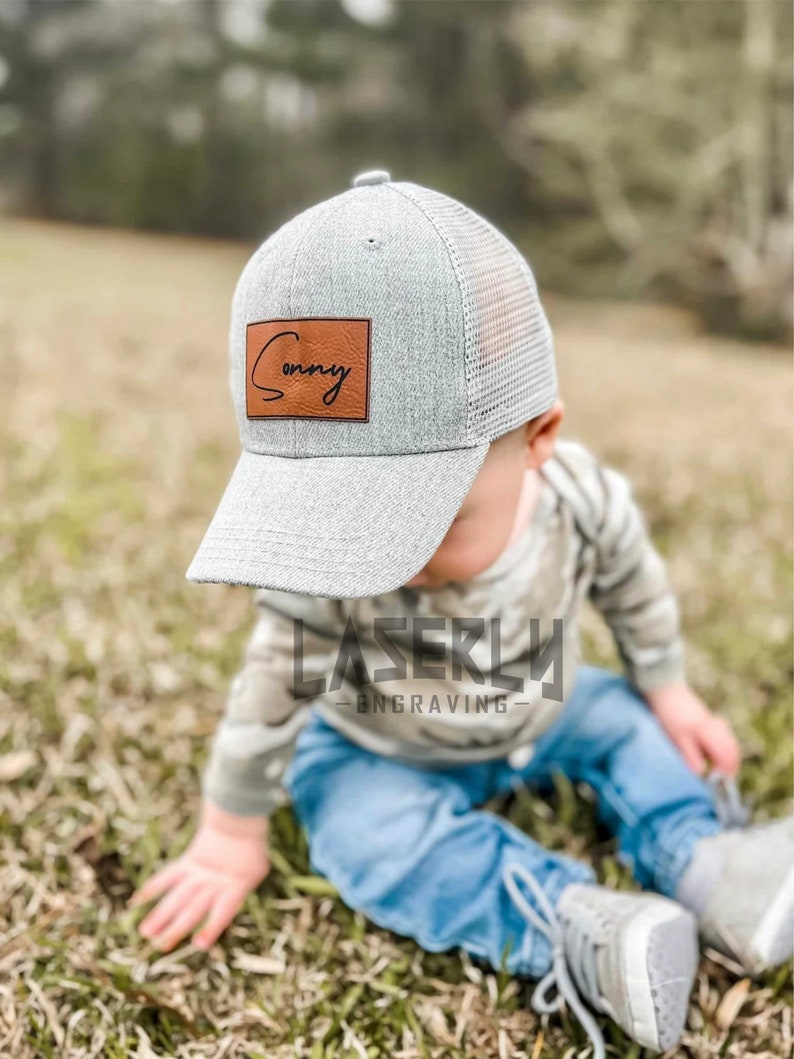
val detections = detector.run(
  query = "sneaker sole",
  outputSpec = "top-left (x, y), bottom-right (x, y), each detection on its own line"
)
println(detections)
top-left (750, 861), bottom-right (794, 968)
top-left (623, 903), bottom-right (698, 1052)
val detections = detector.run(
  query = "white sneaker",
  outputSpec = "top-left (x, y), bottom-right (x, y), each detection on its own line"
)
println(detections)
top-left (676, 816), bottom-right (794, 972)
top-left (504, 867), bottom-right (698, 1056)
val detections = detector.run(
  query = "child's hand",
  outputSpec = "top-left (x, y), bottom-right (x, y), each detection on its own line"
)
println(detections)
top-left (644, 681), bottom-right (741, 777)
top-left (129, 800), bottom-right (270, 952)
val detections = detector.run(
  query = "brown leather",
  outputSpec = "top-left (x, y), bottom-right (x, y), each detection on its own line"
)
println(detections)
top-left (246, 317), bottom-right (371, 421)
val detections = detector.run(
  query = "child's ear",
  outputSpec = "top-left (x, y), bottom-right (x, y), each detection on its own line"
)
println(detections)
top-left (525, 400), bottom-right (565, 469)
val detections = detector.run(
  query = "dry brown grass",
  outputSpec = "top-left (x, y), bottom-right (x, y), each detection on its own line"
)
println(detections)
top-left (0, 219), bottom-right (791, 1058)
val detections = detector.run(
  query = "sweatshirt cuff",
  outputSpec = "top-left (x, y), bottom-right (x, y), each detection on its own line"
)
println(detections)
top-left (201, 781), bottom-right (284, 818)
top-left (625, 646), bottom-right (686, 694)
top-left (201, 754), bottom-right (285, 817)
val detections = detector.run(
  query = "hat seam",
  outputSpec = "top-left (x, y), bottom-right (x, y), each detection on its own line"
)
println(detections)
top-left (192, 555), bottom-right (396, 576)
top-left (286, 189), bottom-right (360, 456)
top-left (241, 438), bottom-right (487, 459)
top-left (387, 182), bottom-right (472, 438)
top-left (196, 528), bottom-right (369, 542)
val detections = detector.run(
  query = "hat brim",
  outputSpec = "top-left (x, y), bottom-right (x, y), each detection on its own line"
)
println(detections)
top-left (186, 444), bottom-right (490, 598)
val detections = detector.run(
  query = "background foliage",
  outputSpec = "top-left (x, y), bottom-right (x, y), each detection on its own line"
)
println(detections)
top-left (0, 0), bottom-right (792, 339)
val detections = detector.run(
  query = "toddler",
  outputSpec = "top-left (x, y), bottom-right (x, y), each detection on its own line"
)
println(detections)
top-left (130, 170), bottom-right (793, 1056)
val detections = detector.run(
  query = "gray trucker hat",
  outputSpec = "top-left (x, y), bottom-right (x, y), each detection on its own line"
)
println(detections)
top-left (186, 169), bottom-right (557, 598)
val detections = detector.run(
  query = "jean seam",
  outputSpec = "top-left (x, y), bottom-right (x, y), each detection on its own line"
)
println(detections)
top-left (579, 769), bottom-right (641, 831)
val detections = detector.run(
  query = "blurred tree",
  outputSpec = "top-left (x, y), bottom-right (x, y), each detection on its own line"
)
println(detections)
top-left (488, 0), bottom-right (793, 339)
top-left (0, 0), bottom-right (135, 217)
top-left (260, 0), bottom-right (531, 225)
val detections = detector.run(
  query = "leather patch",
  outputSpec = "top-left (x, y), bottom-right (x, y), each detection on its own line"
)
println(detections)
top-left (246, 317), bottom-right (371, 421)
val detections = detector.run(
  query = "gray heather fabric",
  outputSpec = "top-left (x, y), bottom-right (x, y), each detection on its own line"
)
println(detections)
top-left (187, 171), bottom-right (557, 598)
top-left (676, 817), bottom-right (794, 971)
top-left (229, 177), bottom-right (556, 456)
top-left (184, 444), bottom-right (488, 599)
top-left (200, 438), bottom-right (686, 817)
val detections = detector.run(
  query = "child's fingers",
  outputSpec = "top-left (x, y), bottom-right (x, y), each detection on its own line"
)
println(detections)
top-left (702, 719), bottom-right (741, 776)
top-left (139, 874), bottom-right (208, 939)
top-left (722, 739), bottom-right (742, 777)
top-left (678, 735), bottom-right (706, 775)
top-left (151, 885), bottom-right (216, 953)
top-left (193, 886), bottom-right (246, 951)
top-left (129, 859), bottom-right (186, 907)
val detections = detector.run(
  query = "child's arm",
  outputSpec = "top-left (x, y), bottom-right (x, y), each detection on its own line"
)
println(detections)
top-left (582, 450), bottom-right (740, 775)
top-left (199, 588), bottom-right (344, 818)
top-left (129, 589), bottom-right (342, 951)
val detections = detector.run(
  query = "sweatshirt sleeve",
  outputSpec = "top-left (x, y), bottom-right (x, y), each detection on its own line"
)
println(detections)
top-left (549, 440), bottom-right (687, 693)
top-left (585, 458), bottom-right (687, 692)
top-left (200, 588), bottom-right (343, 817)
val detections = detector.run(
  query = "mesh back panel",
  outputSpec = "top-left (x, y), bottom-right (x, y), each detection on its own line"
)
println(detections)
top-left (393, 183), bottom-right (558, 444)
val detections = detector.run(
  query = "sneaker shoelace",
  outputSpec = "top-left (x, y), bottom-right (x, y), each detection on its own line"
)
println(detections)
top-left (709, 771), bottom-right (750, 828)
top-left (503, 863), bottom-right (606, 1059)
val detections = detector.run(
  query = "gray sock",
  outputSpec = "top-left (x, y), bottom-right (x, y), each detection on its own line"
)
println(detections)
top-left (675, 835), bottom-right (726, 918)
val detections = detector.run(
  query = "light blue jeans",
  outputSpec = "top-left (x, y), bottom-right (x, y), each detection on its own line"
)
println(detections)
top-left (283, 666), bottom-right (723, 977)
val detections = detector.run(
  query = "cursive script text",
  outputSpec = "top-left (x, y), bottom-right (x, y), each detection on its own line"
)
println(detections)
top-left (251, 330), bottom-right (352, 406)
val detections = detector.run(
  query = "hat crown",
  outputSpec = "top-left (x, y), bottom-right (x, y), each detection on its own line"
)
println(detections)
top-left (230, 176), bottom-right (557, 459)
top-left (187, 174), bottom-right (557, 595)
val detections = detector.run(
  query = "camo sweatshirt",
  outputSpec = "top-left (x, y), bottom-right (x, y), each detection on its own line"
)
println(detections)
top-left (200, 438), bottom-right (686, 817)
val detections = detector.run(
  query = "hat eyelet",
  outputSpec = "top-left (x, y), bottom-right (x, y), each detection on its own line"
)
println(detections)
top-left (365, 235), bottom-right (384, 251)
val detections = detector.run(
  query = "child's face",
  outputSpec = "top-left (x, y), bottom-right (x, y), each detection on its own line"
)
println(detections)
top-left (403, 402), bottom-right (564, 590)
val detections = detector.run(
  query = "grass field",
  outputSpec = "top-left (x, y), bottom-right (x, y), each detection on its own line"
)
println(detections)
top-left (0, 219), bottom-right (791, 1059)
